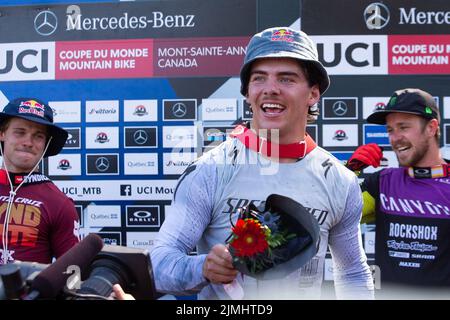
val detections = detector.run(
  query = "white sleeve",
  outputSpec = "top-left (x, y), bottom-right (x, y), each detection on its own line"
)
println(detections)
top-left (328, 176), bottom-right (375, 299)
top-left (150, 159), bottom-right (217, 295)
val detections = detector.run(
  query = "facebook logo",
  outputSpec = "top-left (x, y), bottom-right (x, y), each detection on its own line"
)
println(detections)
top-left (120, 184), bottom-right (132, 196)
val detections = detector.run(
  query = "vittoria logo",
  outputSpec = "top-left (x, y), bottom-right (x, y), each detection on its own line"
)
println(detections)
top-left (88, 108), bottom-right (116, 115)
top-left (57, 159), bottom-right (72, 170)
top-left (95, 132), bottom-right (110, 144)
top-left (133, 105), bottom-right (148, 117)
top-left (333, 129), bottom-right (348, 141)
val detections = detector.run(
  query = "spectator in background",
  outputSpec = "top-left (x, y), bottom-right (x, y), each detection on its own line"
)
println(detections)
top-left (346, 88), bottom-right (450, 298)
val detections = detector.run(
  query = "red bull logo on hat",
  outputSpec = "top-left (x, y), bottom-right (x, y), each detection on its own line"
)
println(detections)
top-left (271, 28), bottom-right (294, 42)
top-left (18, 99), bottom-right (45, 117)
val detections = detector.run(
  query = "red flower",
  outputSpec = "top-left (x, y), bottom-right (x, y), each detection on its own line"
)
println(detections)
top-left (229, 219), bottom-right (268, 257)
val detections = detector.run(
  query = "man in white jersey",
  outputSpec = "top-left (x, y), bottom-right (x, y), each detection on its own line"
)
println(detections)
top-left (149, 27), bottom-right (374, 300)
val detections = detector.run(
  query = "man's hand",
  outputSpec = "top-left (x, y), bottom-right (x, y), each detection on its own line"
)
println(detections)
top-left (202, 244), bottom-right (238, 284)
top-left (110, 284), bottom-right (135, 300)
top-left (346, 143), bottom-right (383, 172)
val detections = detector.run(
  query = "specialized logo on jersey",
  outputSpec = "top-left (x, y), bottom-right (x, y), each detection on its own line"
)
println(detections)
top-left (223, 197), bottom-right (329, 225)
top-left (321, 158), bottom-right (333, 178)
top-left (222, 198), bottom-right (266, 214)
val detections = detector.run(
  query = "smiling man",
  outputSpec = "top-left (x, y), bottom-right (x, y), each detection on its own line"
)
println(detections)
top-left (149, 27), bottom-right (374, 300)
top-left (0, 98), bottom-right (79, 265)
top-left (346, 88), bottom-right (450, 295)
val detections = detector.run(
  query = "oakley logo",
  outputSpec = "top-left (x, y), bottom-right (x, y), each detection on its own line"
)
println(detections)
top-left (34, 10), bottom-right (58, 36)
top-left (133, 211), bottom-right (152, 219)
top-left (364, 3), bottom-right (390, 30)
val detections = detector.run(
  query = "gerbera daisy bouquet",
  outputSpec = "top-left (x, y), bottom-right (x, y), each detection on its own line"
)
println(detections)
top-left (226, 194), bottom-right (320, 280)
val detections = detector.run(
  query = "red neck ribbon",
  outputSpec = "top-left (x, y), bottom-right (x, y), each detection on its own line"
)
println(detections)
top-left (229, 125), bottom-right (317, 159)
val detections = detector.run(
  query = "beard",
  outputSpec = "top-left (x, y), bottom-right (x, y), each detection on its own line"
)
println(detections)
top-left (395, 140), bottom-right (429, 167)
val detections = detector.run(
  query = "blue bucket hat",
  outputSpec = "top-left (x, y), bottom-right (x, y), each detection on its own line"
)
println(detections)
top-left (0, 98), bottom-right (68, 157)
top-left (240, 27), bottom-right (330, 96)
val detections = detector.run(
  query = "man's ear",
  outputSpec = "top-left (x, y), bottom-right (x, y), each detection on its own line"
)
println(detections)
top-left (0, 131), bottom-right (5, 142)
top-left (427, 119), bottom-right (439, 137)
top-left (308, 85), bottom-right (320, 107)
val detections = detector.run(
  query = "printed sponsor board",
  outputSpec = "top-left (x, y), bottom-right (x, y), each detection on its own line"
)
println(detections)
top-left (55, 180), bottom-right (177, 200)
top-left (56, 39), bottom-right (153, 79)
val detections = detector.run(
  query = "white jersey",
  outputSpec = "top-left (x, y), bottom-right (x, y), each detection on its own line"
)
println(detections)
top-left (151, 138), bottom-right (374, 299)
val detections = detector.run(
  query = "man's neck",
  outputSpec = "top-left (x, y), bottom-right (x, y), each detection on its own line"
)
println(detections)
top-left (412, 145), bottom-right (446, 167)
top-left (250, 126), bottom-right (306, 145)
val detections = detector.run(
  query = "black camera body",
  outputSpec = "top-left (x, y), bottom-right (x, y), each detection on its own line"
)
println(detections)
top-left (0, 244), bottom-right (158, 300)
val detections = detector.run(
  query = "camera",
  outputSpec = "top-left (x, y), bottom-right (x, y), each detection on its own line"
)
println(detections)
top-left (0, 240), bottom-right (158, 300)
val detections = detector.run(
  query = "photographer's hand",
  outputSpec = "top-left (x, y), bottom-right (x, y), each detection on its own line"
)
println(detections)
top-left (203, 244), bottom-right (238, 284)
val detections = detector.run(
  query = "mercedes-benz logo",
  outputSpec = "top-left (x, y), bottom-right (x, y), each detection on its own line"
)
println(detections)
top-left (95, 157), bottom-right (110, 172)
top-left (34, 10), bottom-right (58, 36)
top-left (133, 130), bottom-right (148, 145)
top-left (364, 3), bottom-right (390, 30)
top-left (172, 103), bottom-right (187, 118)
top-left (332, 101), bottom-right (348, 116)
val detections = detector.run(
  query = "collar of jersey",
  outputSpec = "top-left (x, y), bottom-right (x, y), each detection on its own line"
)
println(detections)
top-left (229, 124), bottom-right (317, 159)
top-left (0, 170), bottom-right (50, 186)
top-left (407, 163), bottom-right (450, 179)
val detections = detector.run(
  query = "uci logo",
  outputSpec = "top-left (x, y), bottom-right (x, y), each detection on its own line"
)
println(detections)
top-left (364, 3), bottom-right (390, 30)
